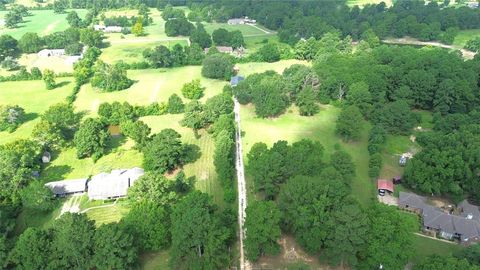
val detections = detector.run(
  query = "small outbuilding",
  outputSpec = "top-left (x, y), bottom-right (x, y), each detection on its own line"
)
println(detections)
top-left (42, 151), bottom-right (51, 163)
top-left (393, 176), bottom-right (402, 184)
top-left (204, 46), bottom-right (234, 54)
top-left (377, 179), bottom-right (394, 196)
top-left (230, 76), bottom-right (244, 87)
top-left (45, 178), bottom-right (88, 197)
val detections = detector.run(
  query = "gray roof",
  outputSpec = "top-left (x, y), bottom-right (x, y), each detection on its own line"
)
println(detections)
top-left (87, 167), bottom-right (144, 200)
top-left (228, 18), bottom-right (244, 24)
top-left (45, 178), bottom-right (88, 195)
top-left (230, 76), bottom-right (244, 86)
top-left (400, 192), bottom-right (480, 241)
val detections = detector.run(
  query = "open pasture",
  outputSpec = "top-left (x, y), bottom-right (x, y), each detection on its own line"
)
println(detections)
top-left (0, 9), bottom-right (88, 39)
top-left (453, 29), bottom-right (480, 48)
top-left (0, 78), bottom-right (74, 145)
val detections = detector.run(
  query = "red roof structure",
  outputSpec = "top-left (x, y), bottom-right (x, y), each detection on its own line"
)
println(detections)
top-left (377, 179), bottom-right (394, 193)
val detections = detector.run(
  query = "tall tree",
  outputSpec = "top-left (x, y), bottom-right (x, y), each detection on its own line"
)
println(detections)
top-left (74, 118), bottom-right (109, 160)
top-left (244, 201), bottom-right (281, 261)
top-left (336, 105), bottom-right (363, 141)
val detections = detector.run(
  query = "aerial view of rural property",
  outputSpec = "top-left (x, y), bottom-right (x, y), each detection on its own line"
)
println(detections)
top-left (1, 0), bottom-right (480, 269)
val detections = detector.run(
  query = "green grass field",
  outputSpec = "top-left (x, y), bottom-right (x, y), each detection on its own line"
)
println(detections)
top-left (412, 234), bottom-right (464, 263)
top-left (85, 203), bottom-right (131, 226)
top-left (0, 78), bottom-right (74, 145)
top-left (453, 29), bottom-right (480, 48)
top-left (241, 104), bottom-right (373, 206)
top-left (203, 22), bottom-right (268, 36)
top-left (347, 0), bottom-right (393, 7)
top-left (0, 9), bottom-right (88, 39)
top-left (140, 251), bottom-right (170, 270)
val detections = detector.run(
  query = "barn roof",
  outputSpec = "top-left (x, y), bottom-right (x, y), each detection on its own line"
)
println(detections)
top-left (45, 178), bottom-right (88, 195)
top-left (87, 167), bottom-right (144, 200)
top-left (377, 179), bottom-right (394, 193)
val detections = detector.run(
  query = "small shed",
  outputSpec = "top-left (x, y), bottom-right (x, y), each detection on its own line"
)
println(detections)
top-left (42, 151), bottom-right (51, 163)
top-left (45, 178), bottom-right (88, 197)
top-left (230, 76), bottom-right (244, 87)
top-left (377, 179), bottom-right (394, 196)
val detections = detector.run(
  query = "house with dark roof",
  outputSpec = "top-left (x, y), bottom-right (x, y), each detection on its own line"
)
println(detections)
top-left (399, 191), bottom-right (480, 244)
top-left (45, 178), bottom-right (88, 197)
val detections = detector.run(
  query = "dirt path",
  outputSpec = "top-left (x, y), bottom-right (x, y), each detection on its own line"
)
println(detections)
top-left (42, 20), bottom-right (60, 36)
top-left (150, 82), bottom-right (162, 102)
top-left (234, 98), bottom-right (251, 270)
top-left (249, 24), bottom-right (273, 35)
top-left (382, 38), bottom-right (477, 59)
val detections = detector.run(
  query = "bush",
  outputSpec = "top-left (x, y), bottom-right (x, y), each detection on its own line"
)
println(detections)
top-left (167, 94), bottom-right (185, 114)
top-left (368, 153), bottom-right (383, 178)
top-left (181, 79), bottom-right (204, 100)
top-left (0, 105), bottom-right (25, 132)
top-left (91, 61), bottom-right (133, 92)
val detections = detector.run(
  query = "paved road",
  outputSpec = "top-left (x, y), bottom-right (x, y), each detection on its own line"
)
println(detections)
top-left (234, 98), bottom-right (251, 270)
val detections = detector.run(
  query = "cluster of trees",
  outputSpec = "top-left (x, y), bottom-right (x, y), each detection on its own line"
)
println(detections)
top-left (3, 5), bottom-right (29, 28)
top-left (201, 53), bottom-right (234, 80)
top-left (234, 64), bottom-right (320, 118)
top-left (143, 43), bottom-right (205, 67)
top-left (165, 18), bottom-right (194, 37)
top-left (465, 37), bottom-right (480, 53)
top-left (181, 79), bottom-right (204, 99)
top-left (212, 28), bottom-right (244, 48)
top-left (188, 0), bottom-right (480, 45)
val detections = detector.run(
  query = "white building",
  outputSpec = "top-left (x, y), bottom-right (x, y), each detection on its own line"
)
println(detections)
top-left (227, 17), bottom-right (256, 25)
top-left (45, 178), bottom-right (88, 197)
top-left (37, 49), bottom-right (65, 57)
top-left (87, 168), bottom-right (144, 200)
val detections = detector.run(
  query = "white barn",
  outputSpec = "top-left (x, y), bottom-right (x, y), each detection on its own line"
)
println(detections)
top-left (45, 178), bottom-right (88, 197)
top-left (87, 167), bottom-right (144, 200)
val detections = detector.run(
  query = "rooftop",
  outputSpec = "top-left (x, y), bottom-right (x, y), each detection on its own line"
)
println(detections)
top-left (45, 178), bottom-right (88, 195)
top-left (87, 167), bottom-right (144, 200)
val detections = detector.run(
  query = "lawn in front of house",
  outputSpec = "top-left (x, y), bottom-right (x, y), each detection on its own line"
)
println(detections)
top-left (0, 9), bottom-right (88, 39)
top-left (0, 78), bottom-right (75, 145)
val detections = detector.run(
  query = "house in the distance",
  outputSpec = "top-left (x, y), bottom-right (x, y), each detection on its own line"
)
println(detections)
top-left (38, 49), bottom-right (65, 57)
top-left (45, 178), bottom-right (88, 197)
top-left (94, 25), bottom-right (123, 33)
top-left (227, 17), bottom-right (257, 25)
top-left (204, 46), bottom-right (234, 54)
top-left (399, 191), bottom-right (480, 244)
top-left (87, 167), bottom-right (144, 200)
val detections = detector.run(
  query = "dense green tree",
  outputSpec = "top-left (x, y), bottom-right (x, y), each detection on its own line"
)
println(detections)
top-left (209, 114), bottom-right (235, 139)
top-left (214, 130), bottom-right (235, 185)
top-left (91, 61), bottom-right (133, 92)
top-left (203, 93), bottom-right (233, 124)
top-left (65, 42), bottom-right (83, 55)
top-left (257, 43), bottom-right (280, 62)
top-left (372, 100), bottom-right (416, 135)
top-left (91, 223), bottom-right (138, 270)
top-left (48, 213), bottom-right (95, 269)
top-left (180, 101), bottom-right (206, 132)
top-left (0, 35), bottom-right (19, 61)
top-left (336, 105), bottom-right (363, 141)
top-left (18, 32), bottom-right (44, 53)
top-left (9, 228), bottom-right (51, 270)
top-left (143, 128), bottom-right (185, 173)
top-left (165, 18), bottom-right (194, 37)
top-left (368, 153), bottom-right (383, 178)
top-left (0, 105), bottom-right (25, 132)
top-left (170, 191), bottom-right (231, 269)
top-left (174, 170), bottom-right (196, 193)
top-left (19, 180), bottom-right (56, 212)
top-left (80, 28), bottom-right (104, 47)
top-left (415, 255), bottom-right (480, 270)
top-left (330, 150), bottom-right (355, 184)
top-left (98, 101), bottom-right (136, 125)
top-left (361, 204), bottom-right (415, 270)
top-left (212, 28), bottom-right (230, 46)
top-left (0, 139), bottom-right (42, 203)
top-left (122, 200), bottom-right (171, 251)
top-left (230, 30), bottom-right (245, 48)
top-left (465, 37), bottom-right (480, 52)
top-left (74, 118), bottom-right (109, 160)
top-left (296, 86), bottom-right (319, 116)
top-left (132, 19), bottom-right (144, 36)
top-left (252, 76), bottom-right (289, 118)
top-left (181, 79), bottom-right (205, 100)
top-left (128, 172), bottom-right (178, 206)
top-left (346, 81), bottom-right (372, 116)
top-left (66, 11), bottom-right (82, 27)
top-left (39, 103), bottom-right (80, 143)
top-left (120, 120), bottom-right (151, 149)
top-left (456, 244), bottom-right (480, 266)
top-left (42, 69), bottom-right (56, 90)
top-left (167, 94), bottom-right (185, 114)
top-left (190, 22), bottom-right (212, 49)
top-left (244, 201), bottom-right (281, 261)
top-left (278, 175), bottom-right (349, 253)
top-left (323, 201), bottom-right (369, 268)
top-left (143, 45), bottom-right (172, 68)
top-left (201, 54), bottom-right (234, 80)
top-left (52, 0), bottom-right (68, 13)
top-left (4, 10), bottom-right (22, 28)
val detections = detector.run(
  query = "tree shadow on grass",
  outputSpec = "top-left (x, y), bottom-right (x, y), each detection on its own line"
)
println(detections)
top-left (40, 165), bottom-right (73, 181)
top-left (55, 80), bottom-right (71, 88)
top-left (21, 112), bottom-right (39, 126)
top-left (183, 144), bottom-right (202, 164)
top-left (106, 135), bottom-right (127, 153)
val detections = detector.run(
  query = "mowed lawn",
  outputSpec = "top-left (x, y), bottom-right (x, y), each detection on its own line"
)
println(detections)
top-left (0, 9), bottom-right (88, 39)
top-left (0, 78), bottom-right (74, 145)
top-left (240, 104), bottom-right (373, 206)
top-left (453, 29), bottom-right (480, 48)
top-left (347, 0), bottom-right (393, 7)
